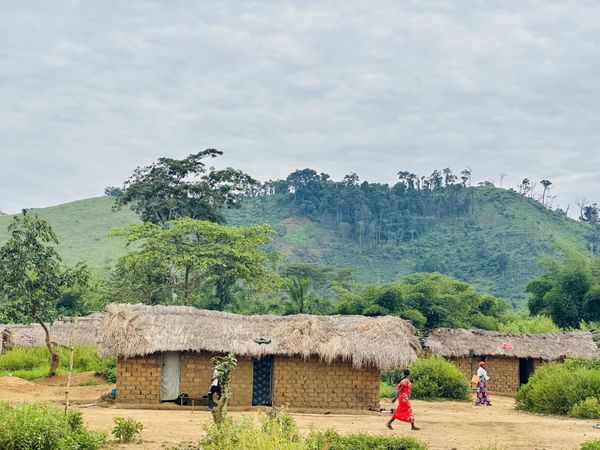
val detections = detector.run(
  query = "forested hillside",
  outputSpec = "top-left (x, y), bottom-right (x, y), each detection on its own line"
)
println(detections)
top-left (0, 182), bottom-right (595, 305)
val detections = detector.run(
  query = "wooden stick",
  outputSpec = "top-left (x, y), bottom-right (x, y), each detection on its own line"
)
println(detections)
top-left (64, 317), bottom-right (79, 415)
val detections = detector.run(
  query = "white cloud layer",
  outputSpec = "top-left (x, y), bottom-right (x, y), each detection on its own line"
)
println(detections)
top-left (1, 1), bottom-right (599, 213)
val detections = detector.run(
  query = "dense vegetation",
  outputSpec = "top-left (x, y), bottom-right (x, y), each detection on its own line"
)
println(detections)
top-left (527, 247), bottom-right (600, 327)
top-left (516, 359), bottom-right (600, 418)
top-left (0, 401), bottom-right (106, 449)
top-left (381, 356), bottom-right (469, 401)
top-left (200, 409), bottom-right (428, 450)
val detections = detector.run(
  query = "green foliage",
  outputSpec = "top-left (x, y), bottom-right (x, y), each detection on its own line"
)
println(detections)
top-left (515, 360), bottom-right (600, 416)
top-left (0, 345), bottom-right (112, 380)
top-left (0, 401), bottom-right (105, 449)
top-left (201, 410), bottom-right (301, 450)
top-left (95, 356), bottom-right (117, 383)
top-left (408, 356), bottom-right (470, 401)
top-left (569, 397), bottom-right (600, 419)
top-left (336, 272), bottom-right (508, 330)
top-left (304, 429), bottom-right (428, 450)
top-left (107, 218), bottom-right (275, 308)
top-left (211, 353), bottom-right (238, 425)
top-left (200, 411), bottom-right (427, 450)
top-left (381, 356), bottom-right (469, 401)
top-left (582, 439), bottom-right (600, 450)
top-left (112, 416), bottom-right (143, 443)
top-left (115, 149), bottom-right (256, 225)
top-left (527, 246), bottom-right (600, 327)
top-left (498, 312), bottom-right (560, 333)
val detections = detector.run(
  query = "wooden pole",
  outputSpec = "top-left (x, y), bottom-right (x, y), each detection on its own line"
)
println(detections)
top-left (64, 317), bottom-right (79, 415)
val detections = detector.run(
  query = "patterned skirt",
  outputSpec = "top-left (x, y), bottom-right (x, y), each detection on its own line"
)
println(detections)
top-left (475, 380), bottom-right (491, 405)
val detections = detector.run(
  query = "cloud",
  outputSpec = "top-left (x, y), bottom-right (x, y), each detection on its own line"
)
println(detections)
top-left (0, 0), bottom-right (599, 214)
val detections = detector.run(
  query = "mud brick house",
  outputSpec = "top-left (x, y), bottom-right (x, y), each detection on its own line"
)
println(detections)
top-left (425, 328), bottom-right (599, 394)
top-left (98, 303), bottom-right (421, 410)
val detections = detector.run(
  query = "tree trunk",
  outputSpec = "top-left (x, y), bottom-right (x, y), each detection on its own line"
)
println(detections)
top-left (39, 320), bottom-right (59, 377)
top-left (211, 382), bottom-right (231, 425)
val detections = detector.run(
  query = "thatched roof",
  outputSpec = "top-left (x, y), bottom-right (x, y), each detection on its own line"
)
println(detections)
top-left (424, 328), bottom-right (599, 360)
top-left (98, 304), bottom-right (421, 369)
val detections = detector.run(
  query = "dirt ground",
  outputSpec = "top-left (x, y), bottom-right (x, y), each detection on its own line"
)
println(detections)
top-left (1, 375), bottom-right (599, 449)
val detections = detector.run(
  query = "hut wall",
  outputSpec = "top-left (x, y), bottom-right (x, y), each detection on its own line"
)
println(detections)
top-left (448, 356), bottom-right (520, 394)
top-left (179, 351), bottom-right (253, 406)
top-left (272, 356), bottom-right (379, 410)
top-left (116, 355), bottom-right (162, 403)
top-left (116, 352), bottom-right (380, 409)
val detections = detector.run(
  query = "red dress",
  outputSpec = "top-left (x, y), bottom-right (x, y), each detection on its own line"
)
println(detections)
top-left (393, 379), bottom-right (414, 422)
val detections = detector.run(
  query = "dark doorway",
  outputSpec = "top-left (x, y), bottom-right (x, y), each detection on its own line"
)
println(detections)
top-left (252, 356), bottom-right (274, 406)
top-left (519, 358), bottom-right (534, 385)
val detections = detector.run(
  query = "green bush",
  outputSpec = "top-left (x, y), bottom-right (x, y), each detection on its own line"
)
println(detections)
top-left (516, 360), bottom-right (600, 416)
top-left (305, 429), bottom-right (427, 450)
top-left (95, 356), bottom-right (116, 383)
top-left (409, 356), bottom-right (470, 401)
top-left (112, 416), bottom-right (144, 443)
top-left (581, 439), bottom-right (600, 450)
top-left (0, 401), bottom-right (105, 449)
top-left (380, 381), bottom-right (396, 398)
top-left (569, 397), bottom-right (600, 419)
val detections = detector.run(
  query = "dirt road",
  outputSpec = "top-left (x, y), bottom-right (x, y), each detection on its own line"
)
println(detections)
top-left (1, 375), bottom-right (598, 449)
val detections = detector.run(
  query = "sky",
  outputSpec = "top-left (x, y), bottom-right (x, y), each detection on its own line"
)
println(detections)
top-left (1, 1), bottom-right (599, 215)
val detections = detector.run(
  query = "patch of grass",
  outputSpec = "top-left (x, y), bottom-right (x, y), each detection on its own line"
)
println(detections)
top-left (582, 440), bottom-right (600, 450)
top-left (0, 345), bottom-right (113, 380)
top-left (78, 379), bottom-right (101, 387)
top-left (380, 381), bottom-right (396, 398)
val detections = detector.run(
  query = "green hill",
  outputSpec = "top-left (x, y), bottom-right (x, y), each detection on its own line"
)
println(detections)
top-left (0, 187), bottom-right (595, 304)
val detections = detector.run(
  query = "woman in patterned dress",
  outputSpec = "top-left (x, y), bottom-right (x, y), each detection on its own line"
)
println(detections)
top-left (386, 368), bottom-right (420, 430)
top-left (475, 361), bottom-right (492, 406)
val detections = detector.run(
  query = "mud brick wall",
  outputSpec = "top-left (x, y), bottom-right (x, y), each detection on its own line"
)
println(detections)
top-left (178, 351), bottom-right (253, 406)
top-left (116, 355), bottom-right (161, 403)
top-left (448, 356), bottom-right (520, 394)
top-left (272, 356), bottom-right (379, 410)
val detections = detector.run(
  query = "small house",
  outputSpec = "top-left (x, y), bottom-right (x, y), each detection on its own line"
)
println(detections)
top-left (424, 328), bottom-right (599, 394)
top-left (98, 304), bottom-right (421, 410)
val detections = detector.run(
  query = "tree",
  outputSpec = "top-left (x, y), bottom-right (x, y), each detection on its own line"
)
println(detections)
top-left (210, 352), bottom-right (237, 425)
top-left (540, 180), bottom-right (552, 206)
top-left (103, 186), bottom-right (123, 197)
top-left (0, 212), bottom-right (88, 376)
top-left (527, 247), bottom-right (600, 327)
top-left (282, 277), bottom-right (330, 314)
top-left (109, 218), bottom-right (275, 308)
top-left (116, 149), bottom-right (257, 225)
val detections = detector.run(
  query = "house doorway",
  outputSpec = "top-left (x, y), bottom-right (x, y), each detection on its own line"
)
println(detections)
top-left (160, 352), bottom-right (180, 401)
top-left (252, 355), bottom-right (274, 406)
top-left (519, 358), bottom-right (534, 385)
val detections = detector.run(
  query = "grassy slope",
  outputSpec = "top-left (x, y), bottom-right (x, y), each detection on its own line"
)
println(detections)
top-left (0, 197), bottom-right (138, 273)
top-left (0, 188), bottom-right (592, 304)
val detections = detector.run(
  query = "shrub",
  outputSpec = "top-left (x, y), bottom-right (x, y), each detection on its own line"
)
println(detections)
top-left (95, 356), bottom-right (117, 383)
top-left (581, 439), bottom-right (600, 450)
top-left (201, 409), bottom-right (301, 450)
top-left (569, 397), bottom-right (600, 419)
top-left (112, 416), bottom-right (144, 443)
top-left (380, 381), bottom-right (396, 398)
top-left (409, 356), bottom-right (470, 401)
top-left (305, 429), bottom-right (428, 450)
top-left (0, 401), bottom-right (105, 449)
top-left (516, 360), bottom-right (600, 416)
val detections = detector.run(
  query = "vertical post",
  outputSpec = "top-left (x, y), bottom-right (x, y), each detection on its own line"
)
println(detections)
top-left (64, 317), bottom-right (79, 415)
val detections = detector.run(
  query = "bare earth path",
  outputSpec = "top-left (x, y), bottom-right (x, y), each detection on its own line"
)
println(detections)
top-left (1, 376), bottom-right (598, 449)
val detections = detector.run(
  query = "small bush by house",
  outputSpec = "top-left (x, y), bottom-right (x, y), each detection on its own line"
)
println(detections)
top-left (516, 360), bottom-right (600, 417)
top-left (0, 401), bottom-right (105, 450)
top-left (383, 356), bottom-right (469, 401)
top-left (581, 439), bottom-right (600, 450)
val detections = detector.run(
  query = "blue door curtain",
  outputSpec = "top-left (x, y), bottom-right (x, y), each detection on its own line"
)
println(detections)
top-left (252, 356), bottom-right (274, 406)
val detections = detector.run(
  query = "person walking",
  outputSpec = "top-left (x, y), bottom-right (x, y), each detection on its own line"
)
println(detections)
top-left (474, 361), bottom-right (492, 406)
top-left (386, 368), bottom-right (419, 431)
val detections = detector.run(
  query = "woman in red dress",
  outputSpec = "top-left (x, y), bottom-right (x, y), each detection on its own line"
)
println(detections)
top-left (386, 369), bottom-right (419, 430)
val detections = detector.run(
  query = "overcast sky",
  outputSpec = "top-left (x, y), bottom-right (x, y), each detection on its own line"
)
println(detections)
top-left (1, 1), bottom-right (599, 214)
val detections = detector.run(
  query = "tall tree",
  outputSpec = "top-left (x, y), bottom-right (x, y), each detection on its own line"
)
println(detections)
top-left (116, 149), bottom-right (257, 226)
top-left (0, 212), bottom-right (88, 376)
top-left (540, 179), bottom-right (552, 206)
top-left (109, 218), bottom-right (275, 308)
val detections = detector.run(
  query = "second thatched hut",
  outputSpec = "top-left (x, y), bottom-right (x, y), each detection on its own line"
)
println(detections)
top-left (425, 328), bottom-right (599, 394)
top-left (98, 304), bottom-right (421, 411)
